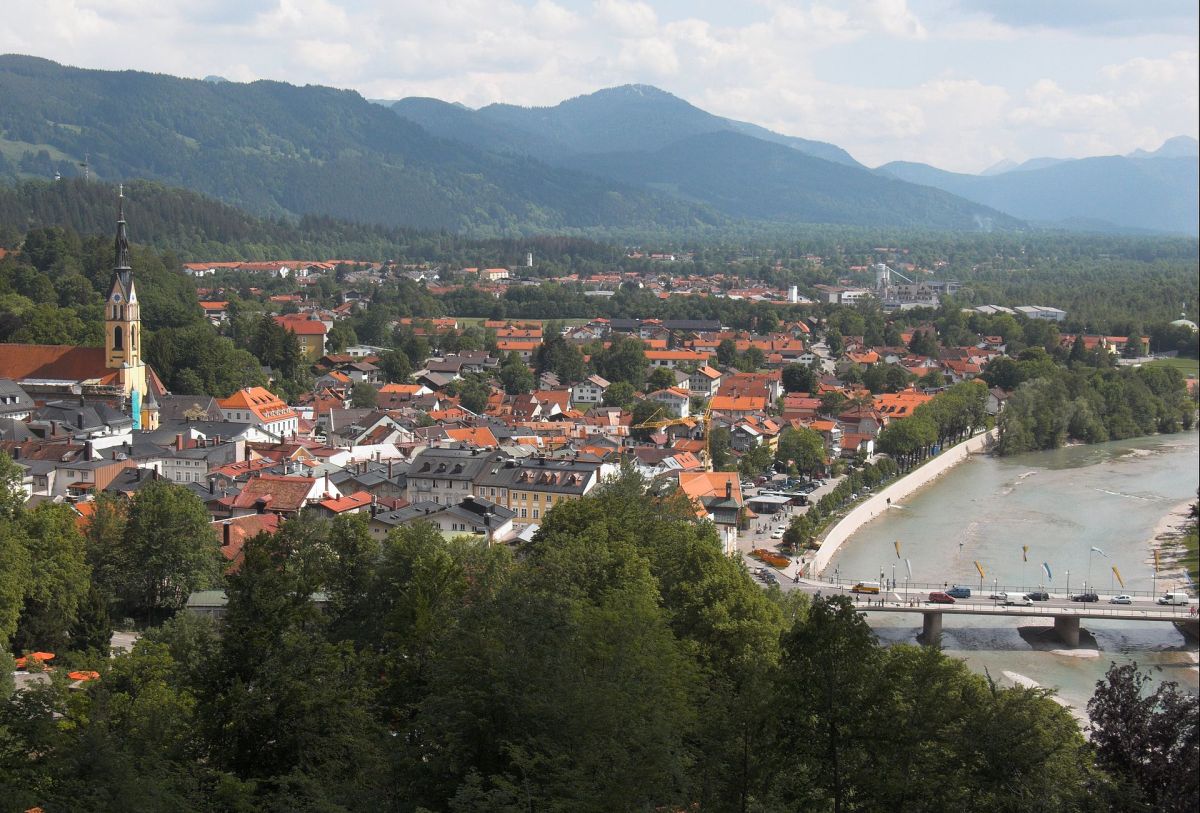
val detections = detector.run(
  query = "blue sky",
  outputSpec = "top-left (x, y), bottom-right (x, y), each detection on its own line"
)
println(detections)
top-left (4, 0), bottom-right (1196, 171)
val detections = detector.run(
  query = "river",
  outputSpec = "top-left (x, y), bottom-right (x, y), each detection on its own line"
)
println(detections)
top-left (827, 431), bottom-right (1199, 715)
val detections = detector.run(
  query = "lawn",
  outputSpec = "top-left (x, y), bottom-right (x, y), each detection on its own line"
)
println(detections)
top-left (1145, 356), bottom-right (1200, 377)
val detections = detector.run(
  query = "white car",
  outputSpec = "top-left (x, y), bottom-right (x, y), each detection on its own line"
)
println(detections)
top-left (770, 528), bottom-right (786, 539)
top-left (1109, 594), bottom-right (1133, 605)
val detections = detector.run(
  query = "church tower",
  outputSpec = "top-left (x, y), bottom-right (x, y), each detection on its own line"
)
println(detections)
top-left (104, 188), bottom-right (155, 429)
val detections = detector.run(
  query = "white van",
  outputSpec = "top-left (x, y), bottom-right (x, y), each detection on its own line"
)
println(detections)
top-left (1156, 592), bottom-right (1191, 606)
top-left (1004, 593), bottom-right (1033, 606)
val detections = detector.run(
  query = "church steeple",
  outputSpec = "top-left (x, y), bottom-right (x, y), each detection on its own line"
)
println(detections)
top-left (113, 184), bottom-right (133, 295)
top-left (106, 186), bottom-right (141, 372)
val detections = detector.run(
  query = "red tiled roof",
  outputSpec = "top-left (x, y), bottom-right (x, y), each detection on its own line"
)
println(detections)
top-left (0, 345), bottom-right (110, 381)
top-left (230, 474), bottom-right (314, 512)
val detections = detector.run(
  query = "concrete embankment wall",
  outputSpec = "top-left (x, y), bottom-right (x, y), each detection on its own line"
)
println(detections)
top-left (812, 429), bottom-right (997, 575)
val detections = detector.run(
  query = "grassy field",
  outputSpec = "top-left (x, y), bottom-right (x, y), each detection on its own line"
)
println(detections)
top-left (1146, 356), bottom-right (1200, 377)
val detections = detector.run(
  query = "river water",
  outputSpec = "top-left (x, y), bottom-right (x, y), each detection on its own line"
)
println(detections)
top-left (828, 431), bottom-right (1199, 715)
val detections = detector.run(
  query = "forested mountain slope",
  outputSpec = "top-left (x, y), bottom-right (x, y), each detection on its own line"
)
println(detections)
top-left (0, 56), bottom-right (718, 235)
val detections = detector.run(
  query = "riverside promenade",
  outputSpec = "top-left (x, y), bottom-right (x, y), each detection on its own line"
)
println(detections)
top-left (812, 429), bottom-right (997, 575)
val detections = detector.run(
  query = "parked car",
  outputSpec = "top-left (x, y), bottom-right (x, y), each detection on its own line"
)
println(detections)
top-left (928, 591), bottom-right (956, 604)
top-left (1109, 594), bottom-right (1133, 605)
top-left (1072, 592), bottom-right (1100, 603)
top-left (1156, 592), bottom-right (1191, 606)
top-left (946, 586), bottom-right (972, 599)
top-left (770, 528), bottom-right (786, 539)
top-left (1027, 591), bottom-right (1050, 602)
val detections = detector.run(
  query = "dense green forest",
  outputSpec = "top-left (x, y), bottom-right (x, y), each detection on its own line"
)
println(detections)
top-left (988, 346), bottom-right (1197, 455)
top-left (1, 461), bottom-right (1196, 812)
top-left (2, 177), bottom-right (1195, 332)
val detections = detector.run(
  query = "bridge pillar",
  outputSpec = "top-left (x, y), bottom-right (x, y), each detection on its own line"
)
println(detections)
top-left (918, 611), bottom-right (942, 646)
top-left (1175, 619), bottom-right (1199, 642)
top-left (1053, 615), bottom-right (1080, 648)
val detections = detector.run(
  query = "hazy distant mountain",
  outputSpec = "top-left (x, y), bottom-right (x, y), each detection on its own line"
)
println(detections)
top-left (564, 130), bottom-right (1018, 230)
top-left (1128, 135), bottom-right (1199, 159)
top-left (0, 55), bottom-right (718, 233)
top-left (390, 85), bottom-right (1015, 230)
top-left (877, 151), bottom-right (1198, 234)
top-left (980, 159), bottom-right (1018, 176)
top-left (392, 84), bottom-right (862, 167)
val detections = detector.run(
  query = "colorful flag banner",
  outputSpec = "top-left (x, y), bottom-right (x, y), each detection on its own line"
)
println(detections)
top-left (1042, 562), bottom-right (1053, 581)
top-left (1091, 546), bottom-right (1108, 557)
top-left (894, 540), bottom-right (902, 559)
top-left (1153, 549), bottom-right (1160, 572)
top-left (905, 558), bottom-right (912, 580)
top-left (1022, 545), bottom-right (1029, 562)
top-left (1112, 566), bottom-right (1125, 588)
top-left (975, 560), bottom-right (985, 580)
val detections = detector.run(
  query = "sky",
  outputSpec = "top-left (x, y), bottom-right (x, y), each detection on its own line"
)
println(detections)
top-left (4, 0), bottom-right (1197, 172)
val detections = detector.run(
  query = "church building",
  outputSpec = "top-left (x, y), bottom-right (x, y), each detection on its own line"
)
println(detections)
top-left (0, 193), bottom-right (165, 430)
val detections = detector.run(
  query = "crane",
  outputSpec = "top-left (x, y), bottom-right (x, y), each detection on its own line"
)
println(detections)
top-left (632, 406), bottom-right (715, 471)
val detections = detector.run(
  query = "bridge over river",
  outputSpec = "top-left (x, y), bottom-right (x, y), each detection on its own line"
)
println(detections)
top-left (774, 576), bottom-right (1198, 647)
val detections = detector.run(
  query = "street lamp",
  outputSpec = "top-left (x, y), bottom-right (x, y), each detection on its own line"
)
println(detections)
top-left (993, 578), bottom-right (998, 603)
top-left (1065, 569), bottom-right (1070, 597)
top-left (891, 563), bottom-right (896, 595)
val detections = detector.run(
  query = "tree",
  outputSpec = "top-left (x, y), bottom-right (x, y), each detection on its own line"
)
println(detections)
top-left (455, 373), bottom-right (492, 414)
top-left (13, 503), bottom-right (90, 652)
top-left (592, 336), bottom-right (648, 389)
top-left (1088, 661), bottom-right (1199, 811)
top-left (350, 381), bottom-right (378, 409)
top-left (825, 328), bottom-right (843, 355)
top-left (378, 348), bottom-right (412, 383)
top-left (782, 362), bottom-right (816, 394)
top-left (603, 380), bottom-right (637, 408)
top-left (497, 352), bottom-right (534, 395)
top-left (777, 426), bottom-right (827, 477)
top-left (646, 365), bottom-right (677, 392)
top-left (708, 426), bottom-right (733, 470)
top-left (820, 390), bottom-right (847, 416)
top-left (716, 338), bottom-right (739, 367)
top-left (121, 482), bottom-right (222, 623)
top-left (908, 328), bottom-right (939, 357)
top-left (0, 518), bottom-right (31, 648)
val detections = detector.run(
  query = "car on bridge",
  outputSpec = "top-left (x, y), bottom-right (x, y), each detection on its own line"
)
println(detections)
top-left (1027, 591), bottom-right (1050, 601)
top-left (946, 586), bottom-right (972, 599)
top-left (1072, 592), bottom-right (1100, 602)
top-left (928, 591), bottom-right (956, 604)
top-left (1003, 593), bottom-right (1034, 606)
top-left (1109, 594), bottom-right (1133, 605)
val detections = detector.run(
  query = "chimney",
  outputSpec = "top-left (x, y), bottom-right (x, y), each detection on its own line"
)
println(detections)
top-left (223, 521), bottom-right (232, 548)
top-left (85, 440), bottom-right (94, 459)
top-left (77, 413), bottom-right (85, 429)
top-left (135, 468), bottom-right (144, 482)
top-left (175, 433), bottom-right (184, 451)
top-left (725, 479), bottom-right (732, 500)
top-left (387, 459), bottom-right (393, 479)
top-left (11, 446), bottom-right (19, 460)
top-left (209, 478), bottom-right (216, 495)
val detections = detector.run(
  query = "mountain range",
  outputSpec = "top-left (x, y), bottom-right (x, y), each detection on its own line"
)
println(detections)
top-left (0, 55), bottom-right (1194, 236)
top-left (879, 136), bottom-right (1198, 234)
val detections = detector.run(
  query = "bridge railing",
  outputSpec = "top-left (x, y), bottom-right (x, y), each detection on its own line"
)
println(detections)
top-left (811, 575), bottom-right (1189, 600)
top-left (847, 600), bottom-right (1198, 619)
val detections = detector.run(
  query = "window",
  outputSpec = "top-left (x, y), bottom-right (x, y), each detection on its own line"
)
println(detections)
top-left (520, 508), bottom-right (527, 518)
top-left (112, 325), bottom-right (124, 351)
top-left (532, 509), bottom-right (539, 519)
